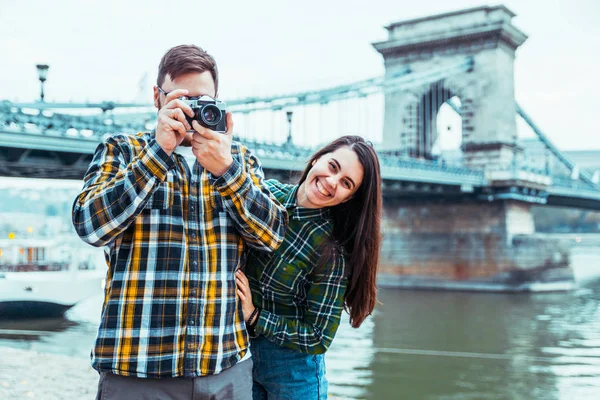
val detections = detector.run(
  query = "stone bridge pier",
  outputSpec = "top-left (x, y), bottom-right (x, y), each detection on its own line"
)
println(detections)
top-left (378, 200), bottom-right (573, 291)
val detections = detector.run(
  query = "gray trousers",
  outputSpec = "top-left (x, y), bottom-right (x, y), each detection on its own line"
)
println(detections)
top-left (96, 359), bottom-right (253, 400)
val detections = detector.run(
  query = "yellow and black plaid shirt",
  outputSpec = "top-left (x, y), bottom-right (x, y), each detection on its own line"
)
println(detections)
top-left (72, 132), bottom-right (286, 378)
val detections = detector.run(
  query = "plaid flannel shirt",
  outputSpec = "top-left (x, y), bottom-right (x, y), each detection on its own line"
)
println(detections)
top-left (245, 180), bottom-right (348, 354)
top-left (72, 132), bottom-right (286, 378)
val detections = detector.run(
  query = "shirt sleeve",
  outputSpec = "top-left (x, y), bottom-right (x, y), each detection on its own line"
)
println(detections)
top-left (254, 254), bottom-right (348, 354)
top-left (209, 144), bottom-right (287, 252)
top-left (71, 136), bottom-right (175, 247)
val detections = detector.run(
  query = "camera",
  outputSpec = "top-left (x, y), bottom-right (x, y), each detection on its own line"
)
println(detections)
top-left (180, 96), bottom-right (227, 133)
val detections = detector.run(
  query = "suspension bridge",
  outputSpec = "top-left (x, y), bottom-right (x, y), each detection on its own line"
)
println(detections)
top-left (1, 5), bottom-right (597, 290)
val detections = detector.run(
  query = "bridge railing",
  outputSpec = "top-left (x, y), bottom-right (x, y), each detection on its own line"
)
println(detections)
top-left (378, 155), bottom-right (484, 179)
top-left (241, 139), bottom-right (314, 161)
top-left (551, 176), bottom-right (598, 190)
top-left (0, 101), bottom-right (145, 138)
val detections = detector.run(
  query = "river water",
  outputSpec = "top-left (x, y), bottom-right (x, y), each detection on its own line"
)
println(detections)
top-left (1, 281), bottom-right (600, 399)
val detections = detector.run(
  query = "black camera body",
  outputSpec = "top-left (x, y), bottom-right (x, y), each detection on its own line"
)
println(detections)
top-left (180, 96), bottom-right (227, 133)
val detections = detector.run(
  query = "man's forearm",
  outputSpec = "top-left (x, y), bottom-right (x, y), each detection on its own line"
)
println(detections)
top-left (72, 138), bottom-right (173, 246)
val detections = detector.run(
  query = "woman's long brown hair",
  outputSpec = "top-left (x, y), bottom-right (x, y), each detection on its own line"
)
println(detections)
top-left (298, 136), bottom-right (382, 328)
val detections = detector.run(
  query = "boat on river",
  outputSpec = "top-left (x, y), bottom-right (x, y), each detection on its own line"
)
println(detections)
top-left (0, 238), bottom-right (104, 318)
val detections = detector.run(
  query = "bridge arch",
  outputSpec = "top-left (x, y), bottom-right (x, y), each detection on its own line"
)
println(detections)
top-left (413, 80), bottom-right (462, 160)
top-left (432, 96), bottom-right (462, 159)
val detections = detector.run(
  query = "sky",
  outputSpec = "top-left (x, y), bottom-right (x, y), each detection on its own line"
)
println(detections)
top-left (1, 0), bottom-right (599, 150)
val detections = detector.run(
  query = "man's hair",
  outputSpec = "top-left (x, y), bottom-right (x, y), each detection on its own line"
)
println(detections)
top-left (157, 45), bottom-right (219, 96)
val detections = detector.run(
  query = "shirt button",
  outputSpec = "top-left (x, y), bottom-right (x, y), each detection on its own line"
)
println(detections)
top-left (191, 233), bottom-right (196, 239)
top-left (191, 289), bottom-right (197, 295)
top-left (190, 320), bottom-right (195, 325)
top-left (193, 261), bottom-right (198, 267)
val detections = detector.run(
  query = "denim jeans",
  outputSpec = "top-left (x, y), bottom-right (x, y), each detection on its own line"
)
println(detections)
top-left (251, 336), bottom-right (328, 400)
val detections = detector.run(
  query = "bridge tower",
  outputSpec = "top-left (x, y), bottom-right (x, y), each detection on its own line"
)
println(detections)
top-left (372, 6), bottom-right (578, 291)
top-left (373, 5), bottom-right (527, 170)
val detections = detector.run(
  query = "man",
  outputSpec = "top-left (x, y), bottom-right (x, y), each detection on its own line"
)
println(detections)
top-left (72, 44), bottom-right (287, 399)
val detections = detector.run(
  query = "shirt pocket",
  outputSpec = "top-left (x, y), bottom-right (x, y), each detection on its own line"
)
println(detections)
top-left (144, 178), bottom-right (174, 210)
top-left (210, 192), bottom-right (221, 211)
top-left (259, 256), bottom-right (306, 306)
top-left (196, 171), bottom-right (224, 211)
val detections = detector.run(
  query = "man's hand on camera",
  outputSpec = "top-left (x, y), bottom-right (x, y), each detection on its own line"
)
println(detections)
top-left (155, 89), bottom-right (194, 155)
top-left (191, 112), bottom-right (234, 177)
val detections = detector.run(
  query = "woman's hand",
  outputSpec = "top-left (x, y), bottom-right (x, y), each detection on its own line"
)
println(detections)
top-left (236, 270), bottom-right (255, 322)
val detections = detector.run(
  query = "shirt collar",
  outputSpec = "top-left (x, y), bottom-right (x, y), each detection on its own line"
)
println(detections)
top-left (283, 185), bottom-right (330, 221)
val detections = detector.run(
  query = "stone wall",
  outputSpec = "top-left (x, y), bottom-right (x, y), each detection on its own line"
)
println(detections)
top-left (379, 200), bottom-right (573, 290)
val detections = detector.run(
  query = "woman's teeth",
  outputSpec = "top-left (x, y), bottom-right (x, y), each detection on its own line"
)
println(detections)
top-left (316, 179), bottom-right (330, 197)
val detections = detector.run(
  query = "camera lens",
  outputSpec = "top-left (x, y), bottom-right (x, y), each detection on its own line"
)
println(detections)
top-left (200, 104), bottom-right (222, 126)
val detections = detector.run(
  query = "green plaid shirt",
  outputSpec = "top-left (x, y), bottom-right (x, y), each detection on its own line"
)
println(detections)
top-left (245, 180), bottom-right (348, 354)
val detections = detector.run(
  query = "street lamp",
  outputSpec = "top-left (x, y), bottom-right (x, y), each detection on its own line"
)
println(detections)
top-left (286, 110), bottom-right (293, 144)
top-left (36, 64), bottom-right (49, 102)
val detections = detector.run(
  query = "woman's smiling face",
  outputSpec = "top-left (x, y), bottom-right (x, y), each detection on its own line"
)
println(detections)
top-left (297, 146), bottom-right (364, 209)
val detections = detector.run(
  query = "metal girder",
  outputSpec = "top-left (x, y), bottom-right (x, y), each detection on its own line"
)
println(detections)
top-left (0, 104), bottom-right (144, 139)
top-left (516, 104), bottom-right (596, 187)
top-left (444, 100), bottom-right (598, 190)
top-left (1, 57), bottom-right (472, 123)
top-left (0, 129), bottom-right (100, 153)
top-left (0, 100), bottom-right (146, 111)
top-left (228, 58), bottom-right (473, 113)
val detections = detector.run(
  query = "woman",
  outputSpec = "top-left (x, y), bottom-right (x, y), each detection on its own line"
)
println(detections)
top-left (235, 135), bottom-right (382, 400)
